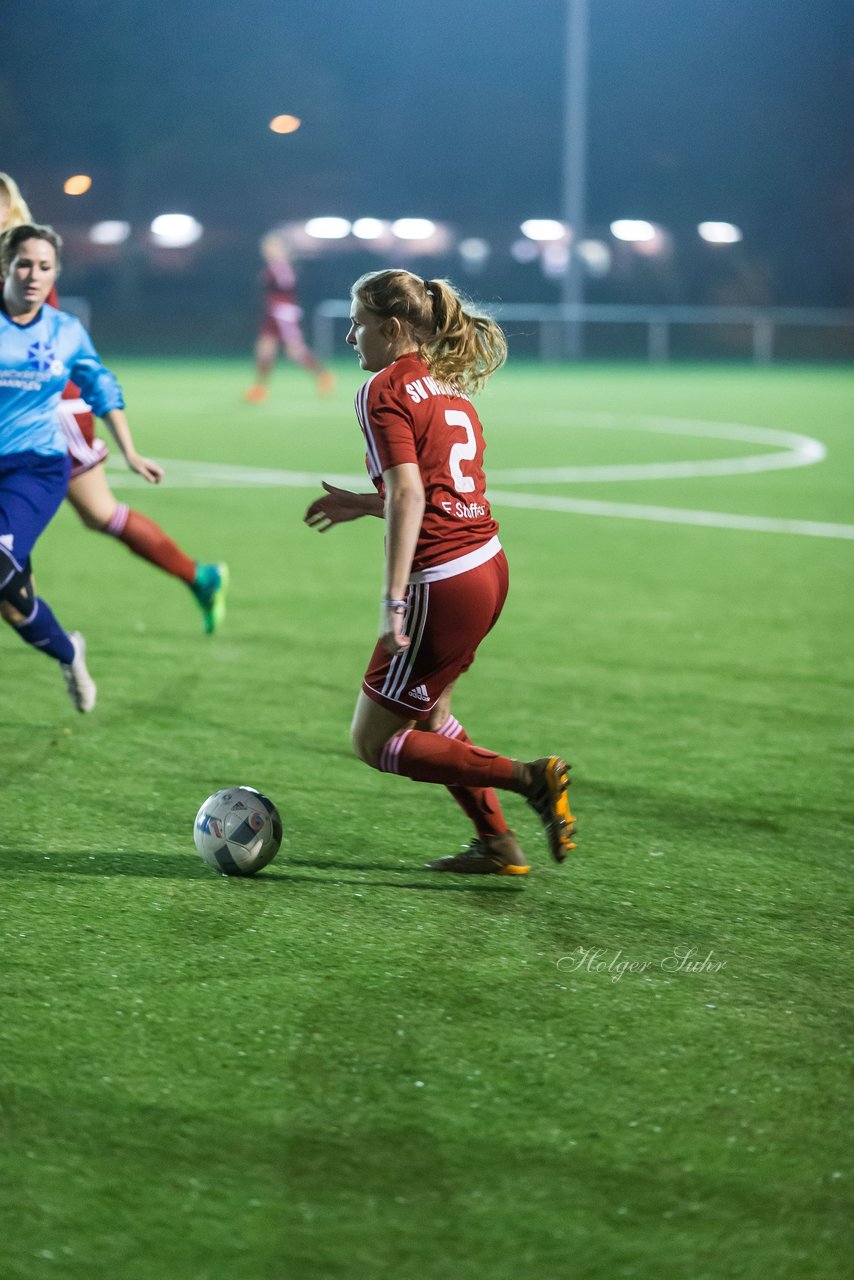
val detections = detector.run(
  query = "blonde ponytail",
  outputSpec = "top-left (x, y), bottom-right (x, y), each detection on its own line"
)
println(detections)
top-left (0, 173), bottom-right (33, 228)
top-left (421, 278), bottom-right (506, 394)
top-left (351, 269), bottom-right (506, 394)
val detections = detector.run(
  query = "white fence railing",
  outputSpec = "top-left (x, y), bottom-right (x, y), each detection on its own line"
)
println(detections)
top-left (313, 300), bottom-right (854, 363)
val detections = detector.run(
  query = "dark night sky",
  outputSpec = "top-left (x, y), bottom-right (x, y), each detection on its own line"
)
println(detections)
top-left (1, 0), bottom-right (852, 305)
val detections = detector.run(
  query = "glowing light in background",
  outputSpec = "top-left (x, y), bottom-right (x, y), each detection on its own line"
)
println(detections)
top-left (269, 115), bottom-right (301, 134)
top-left (576, 239), bottom-right (612, 276)
top-left (63, 175), bottom-right (92, 196)
top-left (305, 217), bottom-right (351, 239)
top-left (391, 218), bottom-right (436, 240)
top-left (542, 242), bottom-right (571, 277)
top-left (610, 219), bottom-right (656, 242)
top-left (520, 219), bottom-right (567, 242)
top-left (511, 238), bottom-right (540, 264)
top-left (698, 221), bottom-right (743, 244)
top-left (351, 218), bottom-right (385, 240)
top-left (89, 221), bottom-right (131, 245)
top-left (458, 238), bottom-right (491, 266)
top-left (150, 214), bottom-right (203, 247)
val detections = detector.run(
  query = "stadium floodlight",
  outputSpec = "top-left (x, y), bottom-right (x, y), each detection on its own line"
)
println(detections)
top-left (89, 221), bottom-right (131, 246)
top-left (269, 115), bottom-right (301, 134)
top-left (577, 239), bottom-right (611, 275)
top-left (305, 217), bottom-right (351, 239)
top-left (698, 221), bottom-right (742, 244)
top-left (391, 218), bottom-right (436, 240)
top-left (610, 219), bottom-right (656, 242)
top-left (352, 218), bottom-right (385, 240)
top-left (511, 238), bottom-right (540, 264)
top-left (64, 175), bottom-right (92, 196)
top-left (542, 242), bottom-right (571, 277)
top-left (458, 238), bottom-right (491, 265)
top-left (520, 219), bottom-right (567, 242)
top-left (150, 214), bottom-right (203, 247)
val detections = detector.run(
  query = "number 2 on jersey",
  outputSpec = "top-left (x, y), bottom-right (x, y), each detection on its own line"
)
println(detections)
top-left (446, 409), bottom-right (477, 494)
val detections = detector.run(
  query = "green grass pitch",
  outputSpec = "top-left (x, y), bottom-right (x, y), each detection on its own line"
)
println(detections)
top-left (1, 359), bottom-right (852, 1279)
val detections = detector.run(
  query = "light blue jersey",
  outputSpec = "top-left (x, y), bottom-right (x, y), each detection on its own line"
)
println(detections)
top-left (0, 303), bottom-right (124, 457)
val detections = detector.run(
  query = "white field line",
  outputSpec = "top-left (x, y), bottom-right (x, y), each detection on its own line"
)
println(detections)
top-left (486, 490), bottom-right (854, 540)
top-left (104, 458), bottom-right (854, 540)
top-left (102, 415), bottom-right (851, 540)
top-left (487, 415), bottom-right (825, 482)
top-left (105, 461), bottom-right (366, 489)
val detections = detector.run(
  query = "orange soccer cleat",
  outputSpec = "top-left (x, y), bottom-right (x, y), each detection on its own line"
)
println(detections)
top-left (524, 756), bottom-right (577, 862)
top-left (244, 385), bottom-right (269, 404)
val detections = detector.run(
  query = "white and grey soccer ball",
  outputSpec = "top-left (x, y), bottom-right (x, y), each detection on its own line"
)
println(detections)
top-left (193, 786), bottom-right (283, 876)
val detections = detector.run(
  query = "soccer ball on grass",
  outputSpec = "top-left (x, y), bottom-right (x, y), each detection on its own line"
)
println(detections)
top-left (193, 786), bottom-right (282, 876)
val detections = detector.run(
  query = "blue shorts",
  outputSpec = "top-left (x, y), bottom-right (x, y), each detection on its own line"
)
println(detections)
top-left (0, 451), bottom-right (71, 578)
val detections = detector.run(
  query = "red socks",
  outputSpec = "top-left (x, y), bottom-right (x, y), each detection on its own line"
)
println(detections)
top-left (378, 716), bottom-right (515, 838)
top-left (106, 505), bottom-right (196, 585)
top-left (438, 718), bottom-right (510, 838)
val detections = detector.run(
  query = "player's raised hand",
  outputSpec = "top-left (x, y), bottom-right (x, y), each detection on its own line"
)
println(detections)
top-left (304, 481), bottom-right (371, 531)
top-left (126, 452), bottom-right (165, 484)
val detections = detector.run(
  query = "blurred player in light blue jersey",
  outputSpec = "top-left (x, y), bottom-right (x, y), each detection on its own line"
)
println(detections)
top-left (0, 175), bottom-right (227, 636)
top-left (0, 222), bottom-right (158, 711)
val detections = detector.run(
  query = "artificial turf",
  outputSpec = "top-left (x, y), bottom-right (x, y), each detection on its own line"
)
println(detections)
top-left (1, 360), bottom-right (851, 1279)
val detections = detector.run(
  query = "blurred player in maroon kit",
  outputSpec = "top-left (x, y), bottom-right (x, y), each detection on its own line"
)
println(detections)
top-left (305, 269), bottom-right (576, 874)
top-left (0, 172), bottom-right (228, 634)
top-left (244, 231), bottom-right (334, 402)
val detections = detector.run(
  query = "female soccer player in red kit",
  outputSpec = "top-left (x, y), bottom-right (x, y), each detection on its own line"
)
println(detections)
top-left (244, 232), bottom-right (334, 402)
top-left (305, 269), bottom-right (576, 874)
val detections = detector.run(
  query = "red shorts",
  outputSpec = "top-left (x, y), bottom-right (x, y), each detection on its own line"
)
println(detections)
top-left (260, 300), bottom-right (306, 347)
top-left (362, 547), bottom-right (509, 720)
top-left (57, 383), bottom-right (106, 479)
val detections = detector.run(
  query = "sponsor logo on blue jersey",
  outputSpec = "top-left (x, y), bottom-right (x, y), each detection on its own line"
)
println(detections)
top-left (27, 340), bottom-right (57, 372)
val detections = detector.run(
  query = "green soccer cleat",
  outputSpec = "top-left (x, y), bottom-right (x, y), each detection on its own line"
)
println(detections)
top-left (190, 563), bottom-right (229, 635)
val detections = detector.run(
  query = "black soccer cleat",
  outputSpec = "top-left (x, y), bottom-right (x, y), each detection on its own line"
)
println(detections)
top-left (427, 830), bottom-right (530, 876)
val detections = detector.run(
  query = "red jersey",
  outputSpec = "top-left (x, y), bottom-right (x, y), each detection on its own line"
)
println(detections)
top-left (264, 260), bottom-right (298, 305)
top-left (45, 285), bottom-right (99, 467)
top-left (355, 353), bottom-right (500, 575)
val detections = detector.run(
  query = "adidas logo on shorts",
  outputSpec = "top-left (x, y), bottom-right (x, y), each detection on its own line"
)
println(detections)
top-left (408, 684), bottom-right (430, 702)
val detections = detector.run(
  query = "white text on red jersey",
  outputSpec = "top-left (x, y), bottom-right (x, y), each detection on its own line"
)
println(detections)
top-left (442, 499), bottom-right (487, 519)
top-left (405, 377), bottom-right (470, 405)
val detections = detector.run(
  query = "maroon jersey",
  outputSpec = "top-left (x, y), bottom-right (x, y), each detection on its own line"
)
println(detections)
top-left (355, 353), bottom-right (500, 575)
top-left (264, 260), bottom-right (298, 305)
top-left (46, 284), bottom-right (100, 471)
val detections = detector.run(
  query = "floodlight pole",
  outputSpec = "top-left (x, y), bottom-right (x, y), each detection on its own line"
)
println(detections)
top-left (562, 0), bottom-right (589, 359)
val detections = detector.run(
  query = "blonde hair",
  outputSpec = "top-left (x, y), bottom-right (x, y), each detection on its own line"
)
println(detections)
top-left (351, 269), bottom-right (506, 393)
top-left (0, 173), bottom-right (33, 229)
top-left (260, 230), bottom-right (288, 261)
